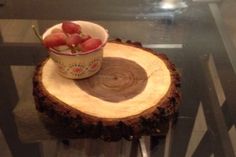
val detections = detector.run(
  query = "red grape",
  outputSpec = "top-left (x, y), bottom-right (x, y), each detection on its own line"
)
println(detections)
top-left (66, 34), bottom-right (83, 47)
top-left (62, 21), bottom-right (81, 34)
top-left (80, 38), bottom-right (102, 52)
top-left (43, 32), bottom-right (67, 48)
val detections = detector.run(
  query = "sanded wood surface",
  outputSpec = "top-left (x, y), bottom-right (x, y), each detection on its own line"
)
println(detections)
top-left (42, 42), bottom-right (171, 119)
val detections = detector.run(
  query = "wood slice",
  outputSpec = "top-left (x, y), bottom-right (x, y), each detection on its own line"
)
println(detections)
top-left (33, 40), bottom-right (181, 141)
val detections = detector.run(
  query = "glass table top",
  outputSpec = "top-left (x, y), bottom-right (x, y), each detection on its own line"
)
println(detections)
top-left (0, 0), bottom-right (236, 157)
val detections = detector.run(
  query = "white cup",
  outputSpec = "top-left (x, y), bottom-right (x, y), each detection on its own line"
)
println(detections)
top-left (42, 21), bottom-right (109, 79)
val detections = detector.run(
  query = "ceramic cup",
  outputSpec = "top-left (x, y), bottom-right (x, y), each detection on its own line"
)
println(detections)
top-left (42, 21), bottom-right (109, 79)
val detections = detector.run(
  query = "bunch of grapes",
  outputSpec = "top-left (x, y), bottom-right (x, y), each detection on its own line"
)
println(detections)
top-left (40, 21), bottom-right (102, 54)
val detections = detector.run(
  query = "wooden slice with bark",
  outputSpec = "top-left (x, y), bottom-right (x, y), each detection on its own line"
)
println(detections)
top-left (33, 40), bottom-right (181, 141)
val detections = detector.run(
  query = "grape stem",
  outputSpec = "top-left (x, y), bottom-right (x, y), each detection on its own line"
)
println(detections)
top-left (32, 25), bottom-right (43, 42)
top-left (32, 25), bottom-right (59, 53)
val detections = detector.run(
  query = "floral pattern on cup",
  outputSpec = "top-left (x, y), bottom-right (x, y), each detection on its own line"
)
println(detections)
top-left (88, 59), bottom-right (102, 72)
top-left (53, 59), bottom-right (67, 74)
top-left (67, 64), bottom-right (85, 77)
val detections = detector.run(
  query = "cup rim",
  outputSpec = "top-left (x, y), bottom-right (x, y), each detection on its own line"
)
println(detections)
top-left (43, 20), bottom-right (109, 56)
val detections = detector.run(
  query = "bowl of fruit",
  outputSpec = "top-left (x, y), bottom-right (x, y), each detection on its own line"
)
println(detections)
top-left (35, 21), bottom-right (108, 79)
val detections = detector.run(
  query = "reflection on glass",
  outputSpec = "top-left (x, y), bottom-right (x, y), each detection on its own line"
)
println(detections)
top-left (159, 0), bottom-right (188, 10)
